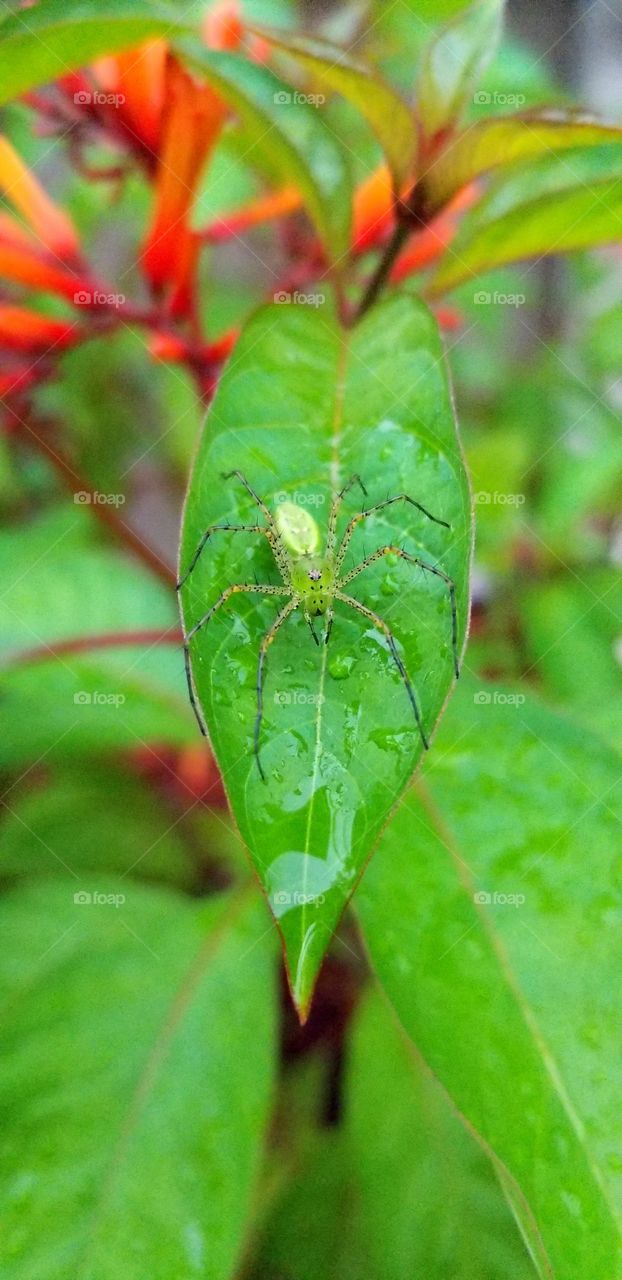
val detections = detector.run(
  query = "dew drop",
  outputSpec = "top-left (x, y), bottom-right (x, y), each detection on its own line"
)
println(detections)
top-left (329, 654), bottom-right (356, 680)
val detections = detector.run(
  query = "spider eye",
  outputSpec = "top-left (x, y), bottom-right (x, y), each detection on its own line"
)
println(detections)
top-left (308, 569), bottom-right (321, 581)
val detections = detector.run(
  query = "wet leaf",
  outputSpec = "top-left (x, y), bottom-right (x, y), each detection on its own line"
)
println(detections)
top-left (357, 678), bottom-right (622, 1279)
top-left (251, 27), bottom-right (416, 188)
top-left (417, 0), bottom-right (505, 141)
top-left (424, 113), bottom-right (622, 212)
top-left (178, 291), bottom-right (471, 1017)
top-left (0, 0), bottom-right (193, 105)
top-left (177, 40), bottom-right (352, 263)
top-left (0, 879), bottom-right (277, 1279)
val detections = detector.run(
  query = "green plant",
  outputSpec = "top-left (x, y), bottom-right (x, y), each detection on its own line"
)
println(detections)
top-left (1, 1), bottom-right (621, 1276)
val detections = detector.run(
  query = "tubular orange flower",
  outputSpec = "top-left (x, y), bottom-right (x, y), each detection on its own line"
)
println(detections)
top-left (0, 136), bottom-right (79, 260)
top-left (141, 55), bottom-right (228, 314)
top-left (0, 305), bottom-right (79, 351)
top-left (0, 214), bottom-right (86, 300)
top-left (92, 39), bottom-right (167, 157)
top-left (352, 164), bottom-right (394, 253)
top-left (203, 185), bottom-right (301, 242)
top-left (391, 183), bottom-right (478, 281)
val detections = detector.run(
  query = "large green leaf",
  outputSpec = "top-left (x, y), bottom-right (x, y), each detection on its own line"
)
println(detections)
top-left (178, 291), bottom-right (471, 1017)
top-left (357, 679), bottom-right (622, 1279)
top-left (344, 990), bottom-right (534, 1279)
top-left (424, 113), bottom-right (622, 211)
top-left (0, 878), bottom-right (276, 1280)
top-left (250, 27), bottom-right (416, 188)
top-left (0, 0), bottom-right (194, 105)
top-left (0, 763), bottom-right (199, 889)
top-left (429, 140), bottom-right (622, 290)
top-left (0, 508), bottom-right (192, 766)
top-left (176, 41), bottom-right (352, 263)
top-left (417, 0), bottom-right (505, 141)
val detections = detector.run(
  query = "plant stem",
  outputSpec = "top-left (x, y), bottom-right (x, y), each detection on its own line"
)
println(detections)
top-left (5, 628), bottom-right (182, 670)
top-left (351, 220), bottom-right (410, 325)
top-left (23, 423), bottom-right (177, 588)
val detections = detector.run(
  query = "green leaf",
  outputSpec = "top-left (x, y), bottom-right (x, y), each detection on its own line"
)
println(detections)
top-left (357, 678), bottom-right (622, 1279)
top-left (424, 112), bottom-right (622, 211)
top-left (178, 291), bottom-right (471, 1018)
top-left (521, 572), bottom-right (622, 754)
top-left (0, 0), bottom-right (194, 105)
top-left (176, 40), bottom-right (352, 263)
top-left (344, 990), bottom-right (534, 1279)
top-left (250, 26), bottom-right (416, 188)
top-left (0, 763), bottom-right (200, 889)
top-left (417, 0), bottom-right (505, 140)
top-left (0, 878), bottom-right (276, 1279)
top-left (0, 507), bottom-right (192, 766)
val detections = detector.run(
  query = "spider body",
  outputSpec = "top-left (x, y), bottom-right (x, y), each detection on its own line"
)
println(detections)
top-left (178, 470), bottom-right (459, 782)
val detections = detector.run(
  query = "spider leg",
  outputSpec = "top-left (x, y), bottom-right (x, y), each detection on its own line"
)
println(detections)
top-left (183, 583), bottom-right (290, 738)
top-left (323, 607), bottom-right (335, 645)
top-left (335, 590), bottom-right (429, 751)
top-left (339, 545), bottom-right (459, 679)
top-left (326, 473), bottom-right (368, 555)
top-left (222, 470), bottom-right (274, 525)
top-left (220, 472), bottom-right (292, 584)
top-left (178, 523), bottom-right (266, 590)
top-left (254, 597), bottom-right (299, 782)
top-left (305, 614), bottom-right (320, 646)
top-left (335, 494), bottom-right (450, 576)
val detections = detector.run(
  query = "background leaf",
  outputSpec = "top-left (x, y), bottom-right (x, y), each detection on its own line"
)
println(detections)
top-left (356, 678), bottom-right (622, 1279)
top-left (176, 41), bottom-right (352, 264)
top-left (0, 0), bottom-right (193, 105)
top-left (417, 0), bottom-right (505, 140)
top-left (0, 879), bottom-right (276, 1280)
top-left (252, 27), bottom-right (417, 189)
top-left (178, 291), bottom-right (471, 1017)
top-left (0, 507), bottom-right (191, 766)
top-left (424, 114), bottom-right (622, 211)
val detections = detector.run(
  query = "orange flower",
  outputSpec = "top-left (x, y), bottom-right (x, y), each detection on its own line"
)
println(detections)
top-left (0, 136), bottom-right (79, 260)
top-left (0, 212), bottom-right (86, 300)
top-left (91, 40), bottom-right (167, 158)
top-left (0, 305), bottom-right (79, 351)
top-left (141, 55), bottom-right (228, 316)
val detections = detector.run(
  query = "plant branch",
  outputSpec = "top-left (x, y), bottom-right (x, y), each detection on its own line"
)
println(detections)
top-left (4, 628), bottom-right (183, 670)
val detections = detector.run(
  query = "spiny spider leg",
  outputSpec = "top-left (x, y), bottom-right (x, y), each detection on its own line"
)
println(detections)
top-left (183, 583), bottom-right (290, 738)
top-left (323, 607), bottom-right (335, 645)
top-left (339, 545), bottom-right (459, 679)
top-left (326, 473), bottom-right (368, 555)
top-left (305, 615), bottom-right (320, 645)
top-left (335, 591), bottom-right (429, 751)
top-left (335, 494), bottom-right (450, 576)
top-left (255, 597), bottom-right (299, 781)
top-left (220, 471), bottom-right (292, 584)
top-left (222, 469), bottom-right (275, 526)
top-left (178, 524), bottom-right (276, 591)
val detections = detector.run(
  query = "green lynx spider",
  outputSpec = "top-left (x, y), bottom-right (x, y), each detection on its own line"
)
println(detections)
top-left (178, 470), bottom-right (459, 782)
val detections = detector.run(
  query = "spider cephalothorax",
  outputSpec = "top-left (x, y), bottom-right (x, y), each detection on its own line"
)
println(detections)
top-left (178, 471), bottom-right (459, 781)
